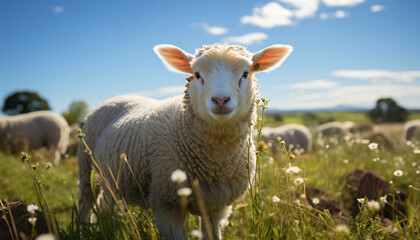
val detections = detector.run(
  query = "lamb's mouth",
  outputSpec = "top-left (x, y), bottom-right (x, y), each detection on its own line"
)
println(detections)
top-left (211, 108), bottom-right (233, 115)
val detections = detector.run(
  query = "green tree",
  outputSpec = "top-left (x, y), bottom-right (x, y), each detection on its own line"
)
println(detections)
top-left (62, 100), bottom-right (89, 125)
top-left (368, 98), bottom-right (408, 123)
top-left (2, 91), bottom-right (51, 115)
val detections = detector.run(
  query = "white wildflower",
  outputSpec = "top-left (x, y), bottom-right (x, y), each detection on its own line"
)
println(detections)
top-left (272, 196), bottom-right (280, 203)
top-left (300, 194), bottom-right (306, 199)
top-left (373, 157), bottom-right (380, 162)
top-left (380, 195), bottom-right (387, 206)
top-left (325, 144), bottom-right (330, 149)
top-left (393, 170), bottom-right (403, 177)
top-left (27, 203), bottom-right (38, 214)
top-left (177, 187), bottom-right (192, 197)
top-left (368, 142), bottom-right (378, 150)
top-left (191, 229), bottom-right (203, 239)
top-left (219, 218), bottom-right (229, 228)
top-left (285, 166), bottom-right (301, 174)
top-left (35, 233), bottom-right (56, 240)
top-left (357, 198), bottom-right (365, 204)
top-left (312, 197), bottom-right (320, 205)
top-left (171, 169), bottom-right (187, 183)
top-left (367, 200), bottom-right (380, 212)
top-left (336, 224), bottom-right (349, 234)
top-left (414, 149), bottom-right (420, 154)
top-left (28, 217), bottom-right (37, 226)
top-left (294, 199), bottom-right (301, 205)
top-left (295, 178), bottom-right (304, 185)
top-left (389, 180), bottom-right (393, 184)
top-left (343, 159), bottom-right (349, 164)
top-left (416, 170), bottom-right (420, 175)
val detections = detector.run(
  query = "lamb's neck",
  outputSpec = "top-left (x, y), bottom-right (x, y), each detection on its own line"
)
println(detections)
top-left (177, 110), bottom-right (254, 183)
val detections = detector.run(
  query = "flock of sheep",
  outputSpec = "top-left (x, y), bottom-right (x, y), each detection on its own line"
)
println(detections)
top-left (1, 43), bottom-right (420, 240)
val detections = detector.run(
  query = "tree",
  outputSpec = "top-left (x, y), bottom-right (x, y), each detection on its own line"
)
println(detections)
top-left (368, 98), bottom-right (409, 123)
top-left (2, 91), bottom-right (51, 115)
top-left (62, 100), bottom-right (89, 125)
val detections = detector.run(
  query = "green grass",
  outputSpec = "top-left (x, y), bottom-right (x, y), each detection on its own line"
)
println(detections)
top-left (1, 106), bottom-right (420, 239)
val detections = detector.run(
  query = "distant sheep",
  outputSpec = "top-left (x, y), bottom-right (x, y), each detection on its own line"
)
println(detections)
top-left (316, 121), bottom-right (354, 139)
top-left (0, 110), bottom-right (69, 163)
top-left (403, 119), bottom-right (420, 141)
top-left (77, 43), bottom-right (292, 239)
top-left (261, 124), bottom-right (312, 154)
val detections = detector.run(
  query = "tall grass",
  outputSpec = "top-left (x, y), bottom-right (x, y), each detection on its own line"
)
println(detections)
top-left (1, 98), bottom-right (419, 239)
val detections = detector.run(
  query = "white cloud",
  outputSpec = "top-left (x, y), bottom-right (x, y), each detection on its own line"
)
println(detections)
top-left (288, 79), bottom-right (340, 89)
top-left (321, 0), bottom-right (365, 7)
top-left (370, 5), bottom-right (385, 13)
top-left (241, 2), bottom-right (294, 28)
top-left (267, 84), bottom-right (420, 110)
top-left (335, 10), bottom-right (348, 18)
top-left (223, 32), bottom-right (268, 45)
top-left (52, 6), bottom-right (64, 14)
top-left (279, 0), bottom-right (319, 19)
top-left (332, 70), bottom-right (420, 83)
top-left (201, 23), bottom-right (228, 35)
top-left (136, 85), bottom-right (185, 99)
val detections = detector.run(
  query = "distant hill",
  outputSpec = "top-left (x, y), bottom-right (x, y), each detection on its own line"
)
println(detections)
top-left (267, 105), bottom-right (420, 114)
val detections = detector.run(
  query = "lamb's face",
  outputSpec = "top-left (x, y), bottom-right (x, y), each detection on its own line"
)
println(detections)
top-left (187, 51), bottom-right (254, 123)
top-left (154, 43), bottom-right (293, 124)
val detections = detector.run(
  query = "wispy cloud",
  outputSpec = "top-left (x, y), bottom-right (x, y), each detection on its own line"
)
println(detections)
top-left (136, 85), bottom-right (185, 99)
top-left (223, 32), bottom-right (268, 45)
top-left (332, 70), bottom-right (420, 83)
top-left (321, 0), bottom-right (365, 7)
top-left (370, 5), bottom-right (385, 13)
top-left (242, 0), bottom-right (368, 28)
top-left (52, 6), bottom-right (64, 14)
top-left (320, 10), bottom-right (349, 19)
top-left (288, 79), bottom-right (340, 89)
top-left (201, 23), bottom-right (228, 35)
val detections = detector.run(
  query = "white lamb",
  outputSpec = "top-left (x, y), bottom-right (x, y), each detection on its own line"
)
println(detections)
top-left (261, 124), bottom-right (312, 154)
top-left (77, 43), bottom-right (292, 239)
top-left (0, 110), bottom-right (69, 163)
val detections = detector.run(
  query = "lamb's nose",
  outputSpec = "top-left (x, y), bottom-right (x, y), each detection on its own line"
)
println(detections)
top-left (211, 96), bottom-right (230, 107)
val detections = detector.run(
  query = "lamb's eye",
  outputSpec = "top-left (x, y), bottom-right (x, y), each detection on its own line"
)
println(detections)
top-left (242, 71), bottom-right (249, 79)
top-left (195, 72), bottom-right (201, 79)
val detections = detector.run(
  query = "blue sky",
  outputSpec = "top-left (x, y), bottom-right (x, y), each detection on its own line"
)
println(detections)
top-left (1, 0), bottom-right (420, 115)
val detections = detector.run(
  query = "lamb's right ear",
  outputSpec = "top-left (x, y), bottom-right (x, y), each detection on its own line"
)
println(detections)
top-left (153, 44), bottom-right (194, 74)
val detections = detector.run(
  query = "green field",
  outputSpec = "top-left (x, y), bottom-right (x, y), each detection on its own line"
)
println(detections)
top-left (1, 111), bottom-right (419, 239)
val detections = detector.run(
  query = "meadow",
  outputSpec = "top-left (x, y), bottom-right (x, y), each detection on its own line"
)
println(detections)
top-left (1, 107), bottom-right (419, 239)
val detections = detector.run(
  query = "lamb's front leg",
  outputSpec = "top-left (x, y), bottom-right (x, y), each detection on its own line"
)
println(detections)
top-left (200, 205), bottom-right (233, 240)
top-left (154, 206), bottom-right (186, 240)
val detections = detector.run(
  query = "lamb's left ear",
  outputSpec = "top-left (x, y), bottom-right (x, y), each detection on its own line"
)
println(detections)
top-left (153, 44), bottom-right (194, 74)
top-left (251, 45), bottom-right (293, 72)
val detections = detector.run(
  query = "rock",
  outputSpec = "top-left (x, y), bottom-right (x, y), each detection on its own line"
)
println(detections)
top-left (0, 199), bottom-right (49, 239)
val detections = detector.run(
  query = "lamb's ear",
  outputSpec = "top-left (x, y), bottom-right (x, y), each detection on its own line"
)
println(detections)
top-left (251, 45), bottom-right (293, 72)
top-left (153, 44), bottom-right (194, 74)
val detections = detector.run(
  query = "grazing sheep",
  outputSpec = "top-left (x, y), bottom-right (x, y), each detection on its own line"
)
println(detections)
top-left (77, 43), bottom-right (292, 239)
top-left (316, 121), bottom-right (354, 140)
top-left (0, 110), bottom-right (69, 163)
top-left (261, 124), bottom-right (312, 154)
top-left (403, 119), bottom-right (420, 141)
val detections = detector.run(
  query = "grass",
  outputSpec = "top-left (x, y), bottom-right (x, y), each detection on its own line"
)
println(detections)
top-left (1, 102), bottom-right (419, 239)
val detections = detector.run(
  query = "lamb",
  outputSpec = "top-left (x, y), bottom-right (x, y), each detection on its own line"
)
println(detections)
top-left (0, 110), bottom-right (69, 163)
top-left (261, 124), bottom-right (312, 154)
top-left (77, 43), bottom-right (292, 239)
top-left (403, 119), bottom-right (420, 142)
